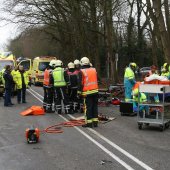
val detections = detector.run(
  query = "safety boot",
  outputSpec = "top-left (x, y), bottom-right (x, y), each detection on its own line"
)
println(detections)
top-left (82, 123), bottom-right (93, 128)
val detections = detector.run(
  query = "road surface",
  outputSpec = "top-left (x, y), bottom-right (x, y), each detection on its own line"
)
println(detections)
top-left (0, 86), bottom-right (170, 170)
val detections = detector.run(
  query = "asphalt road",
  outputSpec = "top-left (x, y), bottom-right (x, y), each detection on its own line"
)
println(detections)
top-left (0, 86), bottom-right (170, 170)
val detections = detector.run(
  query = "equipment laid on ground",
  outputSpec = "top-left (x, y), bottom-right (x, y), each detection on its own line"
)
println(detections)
top-left (119, 101), bottom-right (136, 116)
top-left (20, 106), bottom-right (45, 116)
top-left (25, 114), bottom-right (115, 143)
top-left (137, 84), bottom-right (170, 131)
top-left (109, 84), bottom-right (124, 98)
top-left (26, 127), bottom-right (40, 143)
top-left (98, 89), bottom-right (111, 106)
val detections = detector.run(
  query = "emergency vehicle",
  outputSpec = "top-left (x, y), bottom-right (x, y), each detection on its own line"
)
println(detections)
top-left (31, 56), bottom-right (56, 85)
top-left (0, 52), bottom-right (31, 94)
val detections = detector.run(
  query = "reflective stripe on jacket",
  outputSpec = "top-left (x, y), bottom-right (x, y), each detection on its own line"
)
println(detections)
top-left (13, 70), bottom-right (29, 89)
top-left (52, 67), bottom-right (66, 87)
top-left (81, 68), bottom-right (98, 95)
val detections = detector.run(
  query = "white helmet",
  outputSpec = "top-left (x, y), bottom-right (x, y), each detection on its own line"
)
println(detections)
top-left (68, 62), bottom-right (75, 69)
top-left (80, 57), bottom-right (90, 66)
top-left (74, 59), bottom-right (80, 65)
top-left (56, 60), bottom-right (63, 67)
top-left (49, 60), bottom-right (57, 67)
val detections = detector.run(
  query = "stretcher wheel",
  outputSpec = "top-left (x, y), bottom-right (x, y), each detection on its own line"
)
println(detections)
top-left (160, 125), bottom-right (165, 132)
top-left (138, 123), bottom-right (143, 130)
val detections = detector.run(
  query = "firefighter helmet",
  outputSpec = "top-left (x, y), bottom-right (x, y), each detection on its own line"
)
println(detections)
top-left (49, 60), bottom-right (57, 67)
top-left (68, 62), bottom-right (75, 69)
top-left (55, 60), bottom-right (63, 67)
top-left (74, 59), bottom-right (80, 65)
top-left (80, 57), bottom-right (90, 66)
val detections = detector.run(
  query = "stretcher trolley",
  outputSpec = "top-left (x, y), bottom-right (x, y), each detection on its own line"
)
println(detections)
top-left (137, 84), bottom-right (170, 131)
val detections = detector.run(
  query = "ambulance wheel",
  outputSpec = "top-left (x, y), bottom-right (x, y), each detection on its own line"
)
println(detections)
top-left (160, 125), bottom-right (165, 132)
top-left (138, 123), bottom-right (143, 130)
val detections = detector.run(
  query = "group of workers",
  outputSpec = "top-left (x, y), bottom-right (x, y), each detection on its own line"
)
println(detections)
top-left (124, 62), bottom-right (170, 114)
top-left (43, 57), bottom-right (99, 128)
top-left (0, 65), bottom-right (29, 106)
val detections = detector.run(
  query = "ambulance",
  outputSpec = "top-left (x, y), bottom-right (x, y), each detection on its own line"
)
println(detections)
top-left (0, 52), bottom-right (31, 94)
top-left (31, 56), bottom-right (56, 85)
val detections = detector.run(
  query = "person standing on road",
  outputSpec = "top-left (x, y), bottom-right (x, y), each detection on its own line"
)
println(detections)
top-left (13, 65), bottom-right (29, 104)
top-left (43, 60), bottom-right (56, 113)
top-left (74, 59), bottom-right (84, 112)
top-left (67, 62), bottom-right (79, 113)
top-left (79, 57), bottom-right (99, 128)
top-left (3, 65), bottom-right (14, 106)
top-left (51, 60), bottom-right (71, 114)
top-left (124, 62), bottom-right (137, 102)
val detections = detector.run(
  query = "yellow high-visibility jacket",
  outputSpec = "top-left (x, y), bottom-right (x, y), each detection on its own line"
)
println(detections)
top-left (13, 70), bottom-right (29, 89)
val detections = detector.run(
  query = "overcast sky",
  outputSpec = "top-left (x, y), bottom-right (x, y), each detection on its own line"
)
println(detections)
top-left (0, 0), bottom-right (18, 52)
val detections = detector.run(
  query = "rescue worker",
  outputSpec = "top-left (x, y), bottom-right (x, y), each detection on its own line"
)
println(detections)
top-left (161, 63), bottom-right (170, 79)
top-left (79, 57), bottom-right (99, 128)
top-left (124, 62), bottom-right (137, 102)
top-left (43, 60), bottom-right (56, 113)
top-left (132, 84), bottom-right (148, 116)
top-left (1, 66), bottom-right (6, 87)
top-left (67, 62), bottom-right (79, 113)
top-left (52, 60), bottom-right (70, 114)
top-left (74, 59), bottom-right (83, 112)
top-left (3, 65), bottom-right (14, 106)
top-left (13, 65), bottom-right (29, 104)
top-left (74, 59), bottom-right (81, 71)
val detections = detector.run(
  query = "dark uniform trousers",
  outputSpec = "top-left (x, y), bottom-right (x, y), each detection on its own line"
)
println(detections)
top-left (84, 93), bottom-right (98, 122)
top-left (54, 86), bottom-right (70, 114)
top-left (68, 87), bottom-right (78, 112)
top-left (43, 86), bottom-right (54, 112)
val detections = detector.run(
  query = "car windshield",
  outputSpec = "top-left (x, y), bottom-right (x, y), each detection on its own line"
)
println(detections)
top-left (38, 62), bottom-right (50, 71)
top-left (0, 60), bottom-right (14, 71)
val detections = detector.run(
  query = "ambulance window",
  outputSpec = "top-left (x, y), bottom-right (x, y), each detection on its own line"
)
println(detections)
top-left (38, 62), bottom-right (50, 71)
top-left (0, 61), bottom-right (14, 71)
top-left (20, 60), bottom-right (30, 70)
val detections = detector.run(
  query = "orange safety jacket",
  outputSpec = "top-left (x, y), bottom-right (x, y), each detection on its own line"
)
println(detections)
top-left (43, 69), bottom-right (52, 87)
top-left (81, 68), bottom-right (98, 95)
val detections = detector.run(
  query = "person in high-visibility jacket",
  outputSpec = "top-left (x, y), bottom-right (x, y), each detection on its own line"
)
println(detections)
top-left (43, 60), bottom-right (56, 113)
top-left (1, 67), bottom-right (6, 87)
top-left (13, 65), bottom-right (29, 103)
top-left (67, 62), bottom-right (79, 113)
top-left (124, 62), bottom-right (137, 102)
top-left (78, 57), bottom-right (99, 128)
top-left (51, 60), bottom-right (70, 114)
top-left (133, 87), bottom-right (148, 117)
top-left (161, 63), bottom-right (170, 79)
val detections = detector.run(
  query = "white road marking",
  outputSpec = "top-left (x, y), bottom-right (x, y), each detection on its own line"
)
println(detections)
top-left (27, 89), bottom-right (134, 170)
top-left (68, 114), bottom-right (154, 170)
top-left (28, 88), bottom-right (154, 170)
